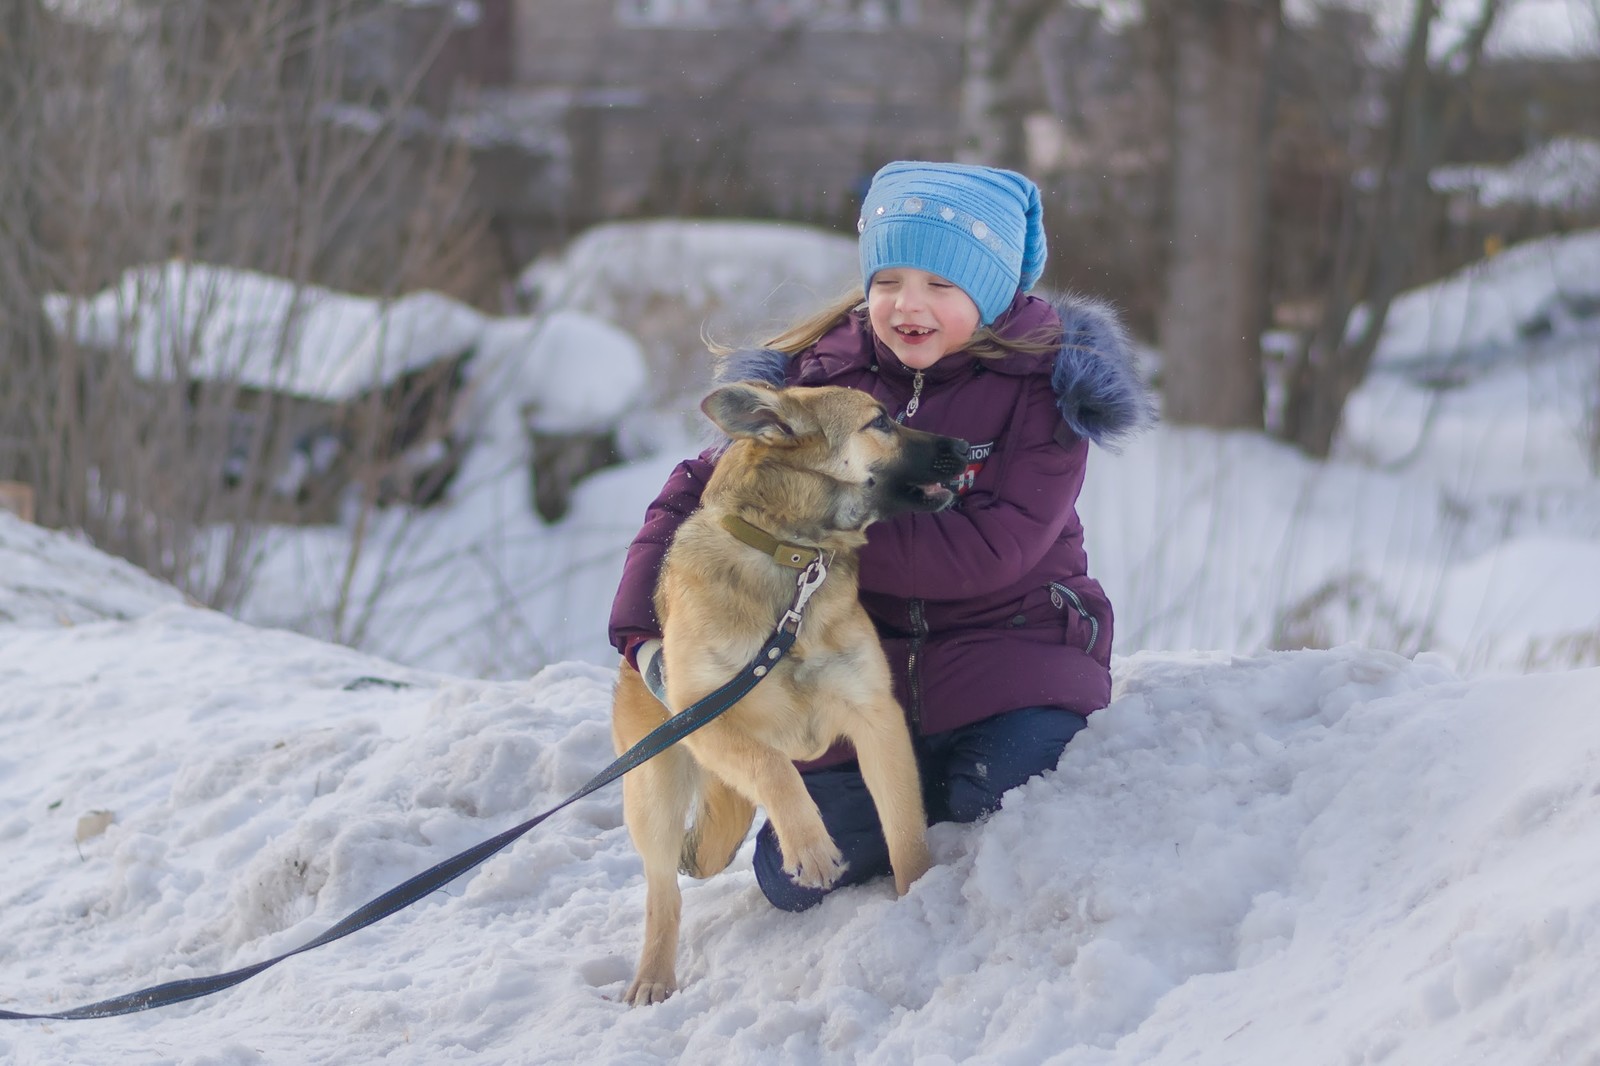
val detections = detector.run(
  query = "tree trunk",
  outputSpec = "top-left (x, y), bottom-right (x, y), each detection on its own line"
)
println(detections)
top-left (0, 0), bottom-right (58, 501)
top-left (1158, 0), bottom-right (1281, 429)
top-left (955, 0), bottom-right (1058, 170)
top-left (956, 0), bottom-right (1010, 165)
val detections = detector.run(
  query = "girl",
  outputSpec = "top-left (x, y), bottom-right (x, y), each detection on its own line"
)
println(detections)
top-left (608, 160), bottom-right (1156, 910)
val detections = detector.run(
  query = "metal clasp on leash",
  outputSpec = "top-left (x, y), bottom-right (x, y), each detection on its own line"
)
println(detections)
top-left (778, 555), bottom-right (830, 636)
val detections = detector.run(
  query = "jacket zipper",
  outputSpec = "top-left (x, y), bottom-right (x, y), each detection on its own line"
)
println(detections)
top-left (906, 597), bottom-right (927, 729)
top-left (1048, 581), bottom-right (1100, 654)
top-left (896, 370), bottom-right (925, 423)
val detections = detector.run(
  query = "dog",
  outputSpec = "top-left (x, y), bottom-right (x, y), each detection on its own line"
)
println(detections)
top-left (611, 380), bottom-right (971, 1006)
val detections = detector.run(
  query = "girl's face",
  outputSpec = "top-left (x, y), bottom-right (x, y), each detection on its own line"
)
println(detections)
top-left (867, 267), bottom-right (981, 370)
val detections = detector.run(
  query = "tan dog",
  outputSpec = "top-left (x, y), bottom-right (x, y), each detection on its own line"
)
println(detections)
top-left (612, 381), bottom-right (971, 1006)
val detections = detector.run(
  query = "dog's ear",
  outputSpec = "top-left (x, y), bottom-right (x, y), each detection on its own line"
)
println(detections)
top-left (701, 382), bottom-right (816, 445)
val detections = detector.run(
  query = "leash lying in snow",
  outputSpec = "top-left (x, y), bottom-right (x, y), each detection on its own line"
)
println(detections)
top-left (0, 558), bottom-right (830, 1022)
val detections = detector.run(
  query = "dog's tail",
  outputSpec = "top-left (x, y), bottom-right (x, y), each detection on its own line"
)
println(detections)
top-left (679, 775), bottom-right (756, 878)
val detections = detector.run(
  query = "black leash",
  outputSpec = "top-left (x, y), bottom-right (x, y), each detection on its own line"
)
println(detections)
top-left (1, 558), bottom-right (829, 1022)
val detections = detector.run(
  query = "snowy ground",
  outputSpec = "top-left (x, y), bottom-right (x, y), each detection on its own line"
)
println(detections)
top-left (2, 223), bottom-right (1599, 1062)
top-left (2, 531), bottom-right (1599, 1063)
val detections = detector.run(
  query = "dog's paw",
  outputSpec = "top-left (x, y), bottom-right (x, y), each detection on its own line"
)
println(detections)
top-left (784, 837), bottom-right (847, 889)
top-left (623, 974), bottom-right (677, 1007)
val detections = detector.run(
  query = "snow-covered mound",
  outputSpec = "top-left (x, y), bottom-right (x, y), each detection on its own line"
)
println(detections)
top-left (1366, 227), bottom-right (1600, 373)
top-left (0, 512), bottom-right (184, 627)
top-left (2, 523), bottom-right (1598, 1064)
top-left (1087, 405), bottom-right (1600, 677)
top-left (517, 218), bottom-right (859, 402)
top-left (470, 310), bottom-right (649, 437)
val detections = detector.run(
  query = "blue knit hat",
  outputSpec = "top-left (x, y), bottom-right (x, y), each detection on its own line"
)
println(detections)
top-left (857, 160), bottom-right (1048, 326)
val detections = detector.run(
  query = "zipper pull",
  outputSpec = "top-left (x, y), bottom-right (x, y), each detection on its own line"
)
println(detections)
top-left (897, 370), bottom-right (924, 423)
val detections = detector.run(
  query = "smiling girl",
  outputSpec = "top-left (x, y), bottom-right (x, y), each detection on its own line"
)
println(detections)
top-left (608, 160), bottom-right (1157, 909)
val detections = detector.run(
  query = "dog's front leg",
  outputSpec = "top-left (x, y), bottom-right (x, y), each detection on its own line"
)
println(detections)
top-left (849, 700), bottom-right (933, 895)
top-left (684, 722), bottom-right (846, 889)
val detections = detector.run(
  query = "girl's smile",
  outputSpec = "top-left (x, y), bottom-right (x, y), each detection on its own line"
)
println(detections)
top-left (867, 267), bottom-right (981, 370)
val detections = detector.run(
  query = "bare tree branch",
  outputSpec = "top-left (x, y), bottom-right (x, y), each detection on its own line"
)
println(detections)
top-left (1279, 0), bottom-right (1505, 457)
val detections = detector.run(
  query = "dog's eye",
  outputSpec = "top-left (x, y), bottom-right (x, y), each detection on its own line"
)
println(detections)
top-left (866, 412), bottom-right (892, 432)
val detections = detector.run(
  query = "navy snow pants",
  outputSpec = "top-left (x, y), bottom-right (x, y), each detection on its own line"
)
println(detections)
top-left (752, 705), bottom-right (1089, 911)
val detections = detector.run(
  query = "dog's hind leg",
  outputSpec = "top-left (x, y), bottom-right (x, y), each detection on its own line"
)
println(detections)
top-left (681, 773), bottom-right (755, 878)
top-left (623, 766), bottom-right (690, 1006)
top-left (613, 665), bottom-right (695, 1006)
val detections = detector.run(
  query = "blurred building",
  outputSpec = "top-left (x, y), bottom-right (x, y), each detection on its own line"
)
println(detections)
top-left (443, 0), bottom-right (961, 272)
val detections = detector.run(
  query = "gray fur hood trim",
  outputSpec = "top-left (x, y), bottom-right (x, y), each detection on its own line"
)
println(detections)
top-left (712, 292), bottom-right (1158, 452)
top-left (1047, 292), bottom-right (1158, 452)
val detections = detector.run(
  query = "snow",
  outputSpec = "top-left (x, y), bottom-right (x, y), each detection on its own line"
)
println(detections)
top-left (1465, 0), bottom-right (1600, 57)
top-left (1360, 228), bottom-right (1600, 373)
top-left (1346, 0), bottom-right (1599, 59)
top-left (1116, 0), bottom-right (1600, 58)
top-left (469, 311), bottom-right (650, 436)
top-left (517, 218), bottom-right (859, 402)
top-left (1433, 137), bottom-right (1600, 212)
top-left (0, 518), bottom-right (185, 628)
top-left (4, 220), bottom-right (1600, 1061)
top-left (44, 263), bottom-right (649, 435)
top-left (214, 223), bottom-right (1600, 684)
top-left (3, 553), bottom-right (1599, 1062)
top-left (46, 263), bottom-right (488, 402)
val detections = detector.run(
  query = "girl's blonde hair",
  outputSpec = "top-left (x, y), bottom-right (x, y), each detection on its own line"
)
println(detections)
top-left (709, 286), bottom-right (1062, 361)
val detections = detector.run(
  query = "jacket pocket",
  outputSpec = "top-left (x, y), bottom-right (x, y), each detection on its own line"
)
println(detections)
top-left (1047, 581), bottom-right (1101, 656)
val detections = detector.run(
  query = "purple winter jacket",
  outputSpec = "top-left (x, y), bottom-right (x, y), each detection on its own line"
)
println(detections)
top-left (607, 290), bottom-right (1156, 766)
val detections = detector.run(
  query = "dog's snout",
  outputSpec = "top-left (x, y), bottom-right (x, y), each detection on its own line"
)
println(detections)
top-left (931, 437), bottom-right (971, 479)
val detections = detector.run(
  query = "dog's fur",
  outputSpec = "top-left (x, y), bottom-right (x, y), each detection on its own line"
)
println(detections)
top-left (612, 381), bottom-right (970, 1006)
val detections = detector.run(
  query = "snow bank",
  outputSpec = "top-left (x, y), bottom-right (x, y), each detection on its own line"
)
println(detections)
top-left (1366, 228), bottom-right (1600, 371)
top-left (0, 511), bottom-right (183, 627)
top-left (3, 524), bottom-right (1600, 1064)
top-left (44, 261), bottom-right (649, 433)
top-left (45, 263), bottom-right (488, 402)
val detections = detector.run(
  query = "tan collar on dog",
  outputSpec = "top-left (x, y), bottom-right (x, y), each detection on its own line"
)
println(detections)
top-left (720, 514), bottom-right (821, 570)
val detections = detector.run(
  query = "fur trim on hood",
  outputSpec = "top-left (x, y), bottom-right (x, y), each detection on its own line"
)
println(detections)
top-left (714, 292), bottom-right (1157, 451)
top-left (1046, 292), bottom-right (1157, 452)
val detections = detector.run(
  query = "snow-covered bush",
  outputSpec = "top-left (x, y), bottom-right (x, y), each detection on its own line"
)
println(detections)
top-left (517, 218), bottom-right (859, 406)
